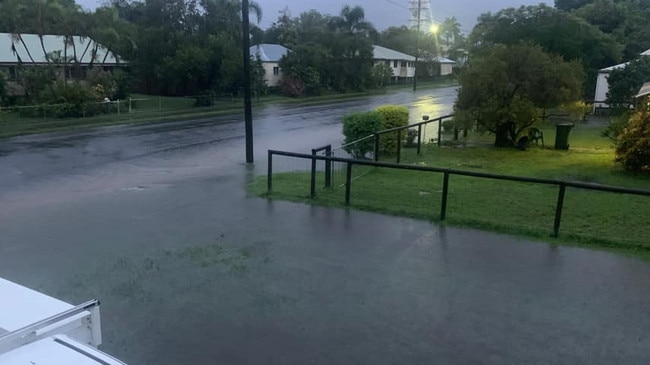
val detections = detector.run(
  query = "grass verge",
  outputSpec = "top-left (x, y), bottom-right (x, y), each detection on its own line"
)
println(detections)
top-left (248, 122), bottom-right (650, 260)
top-left (0, 79), bottom-right (457, 138)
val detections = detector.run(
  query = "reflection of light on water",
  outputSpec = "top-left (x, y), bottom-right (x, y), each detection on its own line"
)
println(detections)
top-left (408, 95), bottom-right (451, 144)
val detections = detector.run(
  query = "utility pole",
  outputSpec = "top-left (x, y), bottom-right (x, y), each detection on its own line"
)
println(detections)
top-left (242, 0), bottom-right (254, 163)
top-left (413, 0), bottom-right (421, 92)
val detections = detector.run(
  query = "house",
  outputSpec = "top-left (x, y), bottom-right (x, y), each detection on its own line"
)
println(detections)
top-left (635, 81), bottom-right (650, 109)
top-left (0, 33), bottom-right (122, 83)
top-left (433, 56), bottom-right (456, 76)
top-left (372, 45), bottom-right (416, 83)
top-left (250, 44), bottom-right (290, 87)
top-left (594, 48), bottom-right (650, 110)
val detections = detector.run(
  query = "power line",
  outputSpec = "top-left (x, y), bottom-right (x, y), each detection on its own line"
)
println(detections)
top-left (382, 0), bottom-right (409, 10)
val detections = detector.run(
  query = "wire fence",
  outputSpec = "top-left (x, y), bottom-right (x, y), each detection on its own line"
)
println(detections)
top-left (266, 149), bottom-right (650, 246)
top-left (0, 93), bottom-right (239, 124)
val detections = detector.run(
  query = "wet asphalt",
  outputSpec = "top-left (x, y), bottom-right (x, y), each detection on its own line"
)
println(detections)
top-left (1, 87), bottom-right (649, 364)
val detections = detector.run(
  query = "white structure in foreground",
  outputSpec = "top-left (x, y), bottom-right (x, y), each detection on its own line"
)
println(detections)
top-left (0, 277), bottom-right (126, 364)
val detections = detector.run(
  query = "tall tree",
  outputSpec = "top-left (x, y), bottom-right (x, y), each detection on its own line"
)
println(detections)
top-left (455, 43), bottom-right (584, 147)
top-left (470, 4), bottom-right (621, 97)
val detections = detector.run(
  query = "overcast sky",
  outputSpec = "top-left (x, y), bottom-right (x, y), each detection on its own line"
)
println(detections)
top-left (77, 0), bottom-right (548, 32)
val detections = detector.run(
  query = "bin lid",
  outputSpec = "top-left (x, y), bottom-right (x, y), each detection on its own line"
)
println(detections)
top-left (0, 278), bottom-right (73, 333)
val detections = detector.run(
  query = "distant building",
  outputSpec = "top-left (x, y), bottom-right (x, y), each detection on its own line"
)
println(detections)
top-left (432, 56), bottom-right (456, 76)
top-left (0, 33), bottom-right (122, 80)
top-left (372, 45), bottom-right (416, 83)
top-left (594, 48), bottom-right (650, 110)
top-left (250, 44), bottom-right (290, 87)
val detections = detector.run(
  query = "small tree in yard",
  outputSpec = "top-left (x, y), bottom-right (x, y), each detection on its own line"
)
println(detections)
top-left (615, 110), bottom-right (650, 172)
top-left (342, 111), bottom-right (383, 158)
top-left (455, 44), bottom-right (584, 147)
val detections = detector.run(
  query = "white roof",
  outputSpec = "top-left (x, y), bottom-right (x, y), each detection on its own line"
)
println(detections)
top-left (599, 62), bottom-right (629, 73)
top-left (0, 336), bottom-right (126, 365)
top-left (599, 48), bottom-right (650, 73)
top-left (250, 44), bottom-right (289, 62)
top-left (0, 278), bottom-right (72, 334)
top-left (0, 33), bottom-right (120, 65)
top-left (372, 45), bottom-right (415, 62)
top-left (636, 82), bottom-right (650, 98)
top-left (433, 56), bottom-right (456, 64)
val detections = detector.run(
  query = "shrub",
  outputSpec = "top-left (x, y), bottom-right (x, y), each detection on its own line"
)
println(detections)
top-left (376, 105), bottom-right (409, 155)
top-left (615, 110), bottom-right (650, 172)
top-left (342, 111), bottom-right (382, 159)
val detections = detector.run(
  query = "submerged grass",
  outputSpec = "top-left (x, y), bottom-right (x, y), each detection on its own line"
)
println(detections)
top-left (249, 122), bottom-right (650, 259)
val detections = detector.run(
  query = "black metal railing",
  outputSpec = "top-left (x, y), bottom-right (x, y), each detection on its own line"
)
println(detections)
top-left (267, 149), bottom-right (650, 238)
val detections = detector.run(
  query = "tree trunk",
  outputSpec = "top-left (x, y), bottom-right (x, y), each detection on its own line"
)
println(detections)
top-left (494, 122), bottom-right (515, 147)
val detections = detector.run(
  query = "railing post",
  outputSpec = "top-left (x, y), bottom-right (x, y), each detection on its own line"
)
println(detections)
top-left (345, 162), bottom-right (352, 206)
top-left (553, 184), bottom-right (567, 237)
top-left (396, 129), bottom-right (402, 164)
top-left (374, 133), bottom-right (380, 162)
top-left (310, 149), bottom-right (317, 198)
top-left (437, 117), bottom-right (443, 147)
top-left (325, 145), bottom-right (332, 188)
top-left (440, 172), bottom-right (450, 220)
top-left (417, 125), bottom-right (422, 155)
top-left (267, 150), bottom-right (273, 194)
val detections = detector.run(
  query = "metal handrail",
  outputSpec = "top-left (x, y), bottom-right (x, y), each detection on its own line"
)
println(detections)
top-left (0, 299), bottom-right (100, 354)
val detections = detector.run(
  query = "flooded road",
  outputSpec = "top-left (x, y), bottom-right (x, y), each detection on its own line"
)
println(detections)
top-left (1, 87), bottom-right (649, 364)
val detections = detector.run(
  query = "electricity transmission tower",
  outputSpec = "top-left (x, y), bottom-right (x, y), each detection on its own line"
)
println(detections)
top-left (409, 0), bottom-right (433, 32)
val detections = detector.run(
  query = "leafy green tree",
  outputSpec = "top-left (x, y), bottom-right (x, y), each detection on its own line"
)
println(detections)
top-left (606, 57), bottom-right (650, 108)
top-left (455, 44), bottom-right (584, 147)
top-left (371, 63), bottom-right (393, 88)
top-left (470, 4), bottom-right (620, 96)
top-left (554, 0), bottom-right (592, 11)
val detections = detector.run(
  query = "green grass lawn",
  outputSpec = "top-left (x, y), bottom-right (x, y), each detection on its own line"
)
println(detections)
top-left (249, 121), bottom-right (650, 258)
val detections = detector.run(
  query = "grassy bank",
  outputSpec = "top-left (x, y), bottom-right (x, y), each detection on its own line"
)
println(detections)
top-left (0, 79), bottom-right (457, 138)
top-left (249, 121), bottom-right (650, 258)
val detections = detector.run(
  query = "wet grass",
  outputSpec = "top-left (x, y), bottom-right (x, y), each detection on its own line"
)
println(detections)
top-left (0, 79), bottom-right (457, 138)
top-left (249, 122), bottom-right (650, 259)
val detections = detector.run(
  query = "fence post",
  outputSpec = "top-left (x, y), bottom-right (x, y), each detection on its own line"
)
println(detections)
top-left (345, 162), bottom-right (352, 206)
top-left (437, 117), bottom-right (443, 147)
top-left (374, 133), bottom-right (380, 162)
top-left (129, 97), bottom-right (132, 114)
top-left (440, 172), bottom-right (450, 220)
top-left (267, 150), bottom-right (273, 194)
top-left (310, 149), bottom-right (317, 198)
top-left (117, 100), bottom-right (120, 115)
top-left (396, 129), bottom-right (402, 164)
top-left (553, 184), bottom-right (567, 237)
top-left (417, 125), bottom-right (422, 155)
top-left (325, 145), bottom-right (332, 188)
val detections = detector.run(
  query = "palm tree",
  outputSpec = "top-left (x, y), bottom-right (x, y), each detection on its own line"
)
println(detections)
top-left (5, 0), bottom-right (36, 64)
top-left (440, 17), bottom-right (461, 51)
top-left (331, 5), bottom-right (374, 35)
top-left (35, 0), bottom-right (65, 64)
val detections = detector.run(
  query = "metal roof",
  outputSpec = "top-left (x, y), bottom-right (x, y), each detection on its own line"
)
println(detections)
top-left (0, 33), bottom-right (120, 65)
top-left (372, 45), bottom-right (415, 61)
top-left (636, 82), bottom-right (650, 99)
top-left (642, 48), bottom-right (650, 56)
top-left (599, 62), bottom-right (629, 73)
top-left (250, 44), bottom-right (289, 62)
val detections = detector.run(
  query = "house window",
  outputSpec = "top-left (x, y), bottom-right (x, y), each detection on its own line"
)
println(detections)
top-left (385, 60), bottom-right (390, 66)
top-left (273, 66), bottom-right (279, 76)
top-left (393, 60), bottom-right (398, 68)
top-left (401, 61), bottom-right (407, 67)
